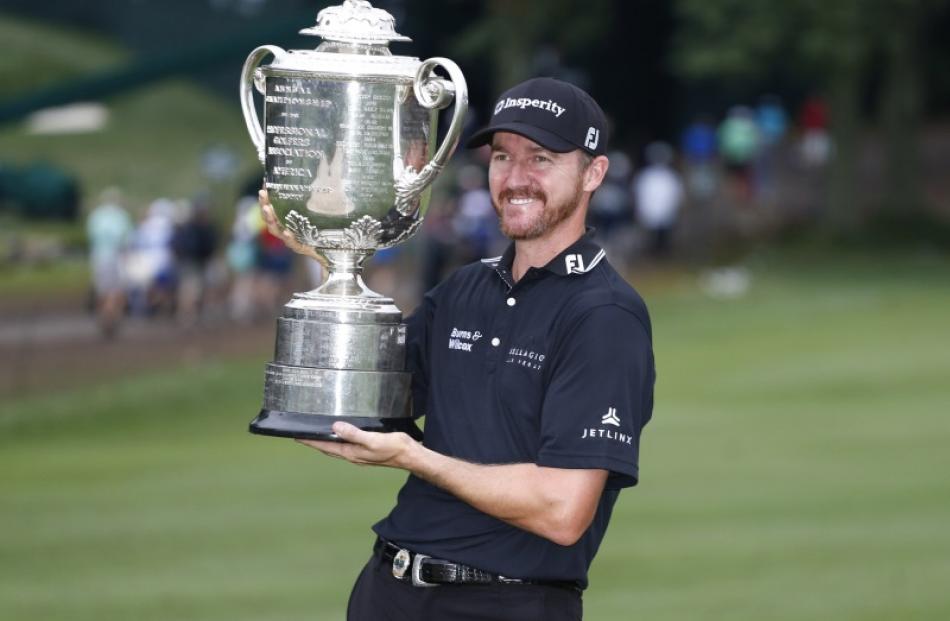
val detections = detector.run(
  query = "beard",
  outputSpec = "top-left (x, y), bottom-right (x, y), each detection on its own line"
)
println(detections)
top-left (493, 180), bottom-right (585, 241)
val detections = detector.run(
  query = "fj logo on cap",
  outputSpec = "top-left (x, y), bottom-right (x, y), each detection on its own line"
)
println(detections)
top-left (584, 127), bottom-right (600, 150)
top-left (494, 97), bottom-right (566, 118)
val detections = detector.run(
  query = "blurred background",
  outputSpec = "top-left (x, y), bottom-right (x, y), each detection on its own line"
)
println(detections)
top-left (1, 1), bottom-right (949, 619)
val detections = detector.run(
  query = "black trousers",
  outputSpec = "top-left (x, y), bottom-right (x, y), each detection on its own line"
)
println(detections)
top-left (346, 552), bottom-right (583, 621)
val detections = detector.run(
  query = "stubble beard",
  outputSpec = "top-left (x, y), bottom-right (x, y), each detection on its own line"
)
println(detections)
top-left (494, 180), bottom-right (585, 241)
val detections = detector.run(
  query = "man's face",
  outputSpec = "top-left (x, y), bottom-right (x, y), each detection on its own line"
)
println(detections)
top-left (488, 132), bottom-right (587, 241)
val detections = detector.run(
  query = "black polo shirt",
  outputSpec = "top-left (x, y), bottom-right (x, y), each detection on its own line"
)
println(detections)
top-left (373, 232), bottom-right (655, 588)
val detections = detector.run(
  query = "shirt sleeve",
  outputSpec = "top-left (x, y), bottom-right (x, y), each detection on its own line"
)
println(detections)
top-left (536, 304), bottom-right (654, 489)
top-left (405, 292), bottom-right (436, 420)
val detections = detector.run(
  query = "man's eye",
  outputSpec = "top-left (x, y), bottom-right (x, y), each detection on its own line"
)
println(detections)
top-left (534, 155), bottom-right (551, 164)
top-left (492, 153), bottom-right (509, 162)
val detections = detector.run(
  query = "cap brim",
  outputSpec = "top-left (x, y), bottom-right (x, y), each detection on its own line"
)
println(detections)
top-left (466, 122), bottom-right (578, 153)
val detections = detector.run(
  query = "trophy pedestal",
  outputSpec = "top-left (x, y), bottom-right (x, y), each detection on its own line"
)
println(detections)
top-left (250, 409), bottom-right (422, 441)
top-left (251, 283), bottom-right (420, 442)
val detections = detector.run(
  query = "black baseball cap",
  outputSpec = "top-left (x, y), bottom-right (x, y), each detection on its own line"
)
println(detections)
top-left (467, 77), bottom-right (608, 156)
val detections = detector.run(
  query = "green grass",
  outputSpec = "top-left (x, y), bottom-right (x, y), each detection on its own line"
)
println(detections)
top-left (2, 252), bottom-right (949, 620)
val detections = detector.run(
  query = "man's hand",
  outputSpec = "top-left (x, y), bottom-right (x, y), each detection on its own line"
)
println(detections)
top-left (297, 421), bottom-right (418, 469)
top-left (258, 189), bottom-right (323, 261)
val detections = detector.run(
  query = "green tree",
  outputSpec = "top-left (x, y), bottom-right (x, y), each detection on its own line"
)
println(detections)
top-left (450, 0), bottom-right (613, 94)
top-left (673, 0), bottom-right (938, 233)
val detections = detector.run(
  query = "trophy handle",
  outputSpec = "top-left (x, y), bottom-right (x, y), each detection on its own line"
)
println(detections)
top-left (240, 45), bottom-right (286, 165)
top-left (394, 57), bottom-right (469, 217)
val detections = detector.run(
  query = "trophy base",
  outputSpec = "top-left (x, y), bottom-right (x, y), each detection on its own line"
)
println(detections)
top-left (249, 409), bottom-right (423, 442)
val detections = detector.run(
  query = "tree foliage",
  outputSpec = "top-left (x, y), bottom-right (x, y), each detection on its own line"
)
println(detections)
top-left (673, 0), bottom-right (942, 229)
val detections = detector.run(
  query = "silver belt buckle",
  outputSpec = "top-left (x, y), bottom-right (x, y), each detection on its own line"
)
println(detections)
top-left (391, 548), bottom-right (411, 579)
top-left (411, 553), bottom-right (437, 587)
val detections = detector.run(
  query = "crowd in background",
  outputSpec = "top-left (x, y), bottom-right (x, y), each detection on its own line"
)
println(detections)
top-left (85, 94), bottom-right (830, 338)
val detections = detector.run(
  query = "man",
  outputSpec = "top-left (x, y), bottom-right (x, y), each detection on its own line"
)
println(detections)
top-left (261, 77), bottom-right (655, 621)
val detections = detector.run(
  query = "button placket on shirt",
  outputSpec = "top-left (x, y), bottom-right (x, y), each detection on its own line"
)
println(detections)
top-left (484, 284), bottom-right (523, 373)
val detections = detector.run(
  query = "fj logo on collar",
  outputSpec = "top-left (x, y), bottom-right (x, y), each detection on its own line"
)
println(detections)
top-left (601, 407), bottom-right (620, 427)
top-left (565, 254), bottom-right (586, 274)
top-left (564, 249), bottom-right (606, 275)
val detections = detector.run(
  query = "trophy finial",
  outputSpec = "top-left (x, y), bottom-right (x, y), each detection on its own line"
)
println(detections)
top-left (300, 0), bottom-right (411, 45)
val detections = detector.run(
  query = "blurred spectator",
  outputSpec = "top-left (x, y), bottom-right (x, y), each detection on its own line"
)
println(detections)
top-left (588, 149), bottom-right (633, 245)
top-left (718, 106), bottom-right (761, 199)
top-left (86, 187), bottom-right (133, 337)
top-left (633, 142), bottom-right (685, 259)
top-left (227, 195), bottom-right (261, 323)
top-left (680, 116), bottom-right (719, 201)
top-left (126, 198), bottom-right (178, 316)
top-left (755, 95), bottom-right (789, 200)
top-left (421, 192), bottom-right (459, 292)
top-left (798, 95), bottom-right (831, 167)
top-left (452, 163), bottom-right (502, 262)
top-left (256, 212), bottom-right (294, 314)
top-left (172, 195), bottom-right (218, 327)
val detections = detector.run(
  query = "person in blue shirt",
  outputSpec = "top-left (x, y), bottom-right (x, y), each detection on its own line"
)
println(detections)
top-left (262, 77), bottom-right (656, 621)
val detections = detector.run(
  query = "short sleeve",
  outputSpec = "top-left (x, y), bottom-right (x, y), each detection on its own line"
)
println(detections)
top-left (537, 304), bottom-right (654, 488)
top-left (405, 292), bottom-right (436, 419)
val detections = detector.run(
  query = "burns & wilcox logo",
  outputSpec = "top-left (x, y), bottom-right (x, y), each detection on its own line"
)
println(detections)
top-left (448, 327), bottom-right (482, 352)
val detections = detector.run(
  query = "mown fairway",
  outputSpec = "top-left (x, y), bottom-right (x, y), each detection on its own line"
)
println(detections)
top-left (2, 252), bottom-right (949, 620)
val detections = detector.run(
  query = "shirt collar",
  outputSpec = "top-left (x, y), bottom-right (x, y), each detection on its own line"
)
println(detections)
top-left (481, 229), bottom-right (606, 283)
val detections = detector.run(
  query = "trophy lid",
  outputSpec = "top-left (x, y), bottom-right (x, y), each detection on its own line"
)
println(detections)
top-left (300, 0), bottom-right (411, 45)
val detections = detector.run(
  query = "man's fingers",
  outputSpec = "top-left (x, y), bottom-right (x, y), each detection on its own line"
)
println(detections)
top-left (297, 438), bottom-right (345, 456)
top-left (258, 189), bottom-right (280, 229)
top-left (331, 421), bottom-right (372, 446)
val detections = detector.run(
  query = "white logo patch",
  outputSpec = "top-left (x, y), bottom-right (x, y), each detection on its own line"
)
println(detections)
top-left (505, 347), bottom-right (546, 371)
top-left (564, 249), bottom-right (606, 275)
top-left (448, 327), bottom-right (482, 352)
top-left (565, 254), bottom-right (586, 274)
top-left (601, 407), bottom-right (620, 427)
top-left (584, 127), bottom-right (600, 150)
top-left (494, 97), bottom-right (566, 118)
top-left (581, 406), bottom-right (633, 444)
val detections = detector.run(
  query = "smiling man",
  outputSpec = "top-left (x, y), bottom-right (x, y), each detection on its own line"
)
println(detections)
top-left (268, 77), bottom-right (656, 621)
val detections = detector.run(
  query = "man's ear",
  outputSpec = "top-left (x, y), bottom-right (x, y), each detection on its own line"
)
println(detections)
top-left (583, 156), bottom-right (610, 193)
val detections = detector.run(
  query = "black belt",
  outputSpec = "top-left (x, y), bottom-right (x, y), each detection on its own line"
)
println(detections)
top-left (374, 538), bottom-right (580, 592)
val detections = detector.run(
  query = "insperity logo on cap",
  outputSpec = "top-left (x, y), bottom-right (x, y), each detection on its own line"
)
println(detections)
top-left (467, 77), bottom-right (608, 156)
top-left (493, 97), bottom-right (567, 118)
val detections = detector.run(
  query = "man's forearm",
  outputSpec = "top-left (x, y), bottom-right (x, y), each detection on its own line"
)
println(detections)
top-left (400, 440), bottom-right (605, 546)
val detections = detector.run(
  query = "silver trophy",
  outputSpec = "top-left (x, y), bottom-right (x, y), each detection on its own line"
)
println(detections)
top-left (239, 0), bottom-right (467, 440)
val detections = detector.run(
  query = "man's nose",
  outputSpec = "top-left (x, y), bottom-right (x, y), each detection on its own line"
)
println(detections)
top-left (504, 159), bottom-right (531, 188)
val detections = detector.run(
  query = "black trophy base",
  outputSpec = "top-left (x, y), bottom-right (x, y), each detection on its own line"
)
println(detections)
top-left (249, 409), bottom-right (423, 442)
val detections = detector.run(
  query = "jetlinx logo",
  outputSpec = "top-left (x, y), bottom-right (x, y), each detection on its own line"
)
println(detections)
top-left (494, 97), bottom-right (566, 118)
top-left (581, 406), bottom-right (633, 444)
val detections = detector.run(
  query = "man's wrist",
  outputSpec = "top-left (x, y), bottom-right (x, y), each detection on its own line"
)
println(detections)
top-left (397, 434), bottom-right (431, 476)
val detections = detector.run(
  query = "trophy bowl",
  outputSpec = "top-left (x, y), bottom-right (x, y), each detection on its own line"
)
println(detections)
top-left (239, 0), bottom-right (467, 441)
